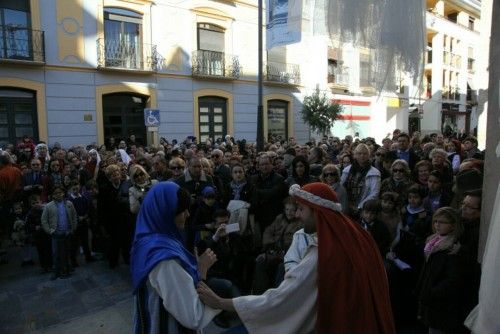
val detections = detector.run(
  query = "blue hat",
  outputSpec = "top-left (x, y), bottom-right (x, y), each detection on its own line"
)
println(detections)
top-left (202, 186), bottom-right (216, 197)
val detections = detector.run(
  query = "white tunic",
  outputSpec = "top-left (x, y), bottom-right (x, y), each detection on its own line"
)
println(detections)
top-left (234, 245), bottom-right (318, 334)
top-left (148, 260), bottom-right (220, 333)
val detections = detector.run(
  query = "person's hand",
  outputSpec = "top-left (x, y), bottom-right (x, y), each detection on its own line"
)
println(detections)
top-left (386, 252), bottom-right (396, 260)
top-left (197, 281), bottom-right (222, 309)
top-left (255, 253), bottom-right (266, 263)
top-left (197, 248), bottom-right (217, 280)
top-left (214, 224), bottom-right (226, 239)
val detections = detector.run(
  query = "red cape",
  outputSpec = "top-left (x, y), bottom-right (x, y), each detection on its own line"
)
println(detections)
top-left (295, 186), bottom-right (395, 333)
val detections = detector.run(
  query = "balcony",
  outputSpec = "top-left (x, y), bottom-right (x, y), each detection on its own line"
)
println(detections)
top-left (191, 50), bottom-right (240, 80)
top-left (0, 25), bottom-right (45, 64)
top-left (96, 38), bottom-right (158, 72)
top-left (265, 61), bottom-right (300, 85)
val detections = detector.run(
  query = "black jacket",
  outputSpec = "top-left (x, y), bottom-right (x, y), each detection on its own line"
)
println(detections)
top-left (250, 172), bottom-right (286, 229)
top-left (416, 242), bottom-right (463, 331)
top-left (359, 219), bottom-right (391, 256)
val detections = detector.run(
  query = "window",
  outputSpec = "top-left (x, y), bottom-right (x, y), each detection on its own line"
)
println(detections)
top-left (198, 23), bottom-right (224, 52)
top-left (447, 12), bottom-right (458, 23)
top-left (196, 23), bottom-right (225, 76)
top-left (468, 17), bottom-right (475, 30)
top-left (103, 8), bottom-right (142, 69)
top-left (0, 0), bottom-right (32, 60)
top-left (359, 53), bottom-right (372, 87)
top-left (327, 59), bottom-right (337, 83)
top-left (198, 96), bottom-right (227, 143)
top-left (467, 47), bottom-right (475, 72)
top-left (0, 88), bottom-right (38, 146)
top-left (267, 100), bottom-right (288, 141)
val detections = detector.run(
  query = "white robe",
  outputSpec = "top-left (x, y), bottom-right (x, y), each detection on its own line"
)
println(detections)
top-left (234, 244), bottom-right (318, 334)
top-left (147, 260), bottom-right (220, 333)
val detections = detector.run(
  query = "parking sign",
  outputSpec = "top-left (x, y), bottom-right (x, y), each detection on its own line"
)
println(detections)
top-left (144, 109), bottom-right (160, 127)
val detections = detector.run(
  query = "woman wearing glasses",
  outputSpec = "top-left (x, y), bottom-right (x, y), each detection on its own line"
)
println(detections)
top-left (129, 164), bottom-right (158, 215)
top-left (320, 164), bottom-right (348, 213)
top-left (380, 159), bottom-right (414, 205)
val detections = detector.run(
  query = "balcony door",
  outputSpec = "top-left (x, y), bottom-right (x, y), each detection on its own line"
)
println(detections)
top-left (104, 8), bottom-right (142, 69)
top-left (198, 97), bottom-right (227, 143)
top-left (0, 89), bottom-right (38, 147)
top-left (197, 23), bottom-right (225, 76)
top-left (0, 0), bottom-right (32, 60)
top-left (103, 93), bottom-right (147, 145)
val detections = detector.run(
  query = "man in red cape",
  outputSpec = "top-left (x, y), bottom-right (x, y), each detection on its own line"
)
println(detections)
top-left (198, 182), bottom-right (395, 333)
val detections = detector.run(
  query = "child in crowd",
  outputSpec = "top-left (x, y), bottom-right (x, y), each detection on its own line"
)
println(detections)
top-left (25, 194), bottom-right (52, 272)
top-left (416, 207), bottom-right (464, 333)
top-left (387, 184), bottom-right (432, 327)
top-left (197, 209), bottom-right (252, 292)
top-left (424, 170), bottom-right (453, 215)
top-left (378, 191), bottom-right (402, 241)
top-left (10, 201), bottom-right (34, 266)
top-left (253, 197), bottom-right (303, 294)
top-left (67, 181), bottom-right (94, 265)
top-left (42, 186), bottom-right (78, 279)
top-left (359, 199), bottom-right (391, 257)
top-left (187, 186), bottom-right (219, 252)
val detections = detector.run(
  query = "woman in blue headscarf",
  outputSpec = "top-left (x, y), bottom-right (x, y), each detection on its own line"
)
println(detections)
top-left (131, 182), bottom-right (219, 333)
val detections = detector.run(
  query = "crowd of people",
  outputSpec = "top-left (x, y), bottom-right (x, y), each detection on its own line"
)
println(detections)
top-left (0, 129), bottom-right (485, 332)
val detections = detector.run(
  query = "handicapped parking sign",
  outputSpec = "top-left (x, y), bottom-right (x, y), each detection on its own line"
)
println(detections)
top-left (144, 109), bottom-right (160, 127)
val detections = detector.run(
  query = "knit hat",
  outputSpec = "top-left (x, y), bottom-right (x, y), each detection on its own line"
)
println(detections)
top-left (201, 186), bottom-right (216, 197)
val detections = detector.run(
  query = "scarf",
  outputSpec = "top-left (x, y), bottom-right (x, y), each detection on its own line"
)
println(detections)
top-left (345, 162), bottom-right (370, 205)
top-left (130, 182), bottom-right (199, 293)
top-left (230, 180), bottom-right (246, 200)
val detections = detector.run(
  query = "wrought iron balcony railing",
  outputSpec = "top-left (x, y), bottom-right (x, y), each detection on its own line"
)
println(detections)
top-left (191, 50), bottom-right (240, 79)
top-left (265, 61), bottom-right (300, 85)
top-left (97, 38), bottom-right (158, 71)
top-left (0, 25), bottom-right (45, 63)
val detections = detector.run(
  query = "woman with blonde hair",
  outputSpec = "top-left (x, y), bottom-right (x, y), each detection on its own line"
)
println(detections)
top-left (129, 164), bottom-right (158, 215)
top-left (320, 164), bottom-right (348, 213)
top-left (380, 159), bottom-right (414, 204)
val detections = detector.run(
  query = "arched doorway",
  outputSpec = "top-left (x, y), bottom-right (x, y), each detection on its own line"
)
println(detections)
top-left (102, 93), bottom-right (147, 145)
top-left (0, 88), bottom-right (38, 146)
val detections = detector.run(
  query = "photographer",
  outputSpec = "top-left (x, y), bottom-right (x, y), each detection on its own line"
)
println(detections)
top-left (128, 164), bottom-right (158, 215)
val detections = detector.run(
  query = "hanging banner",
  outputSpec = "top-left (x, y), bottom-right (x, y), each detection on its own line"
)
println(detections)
top-left (266, 0), bottom-right (302, 49)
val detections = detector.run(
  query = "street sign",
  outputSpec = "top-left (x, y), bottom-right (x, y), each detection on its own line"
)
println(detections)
top-left (144, 108), bottom-right (160, 127)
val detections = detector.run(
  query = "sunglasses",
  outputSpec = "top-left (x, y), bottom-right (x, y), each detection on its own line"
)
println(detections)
top-left (170, 166), bottom-right (183, 170)
top-left (323, 172), bottom-right (338, 177)
top-left (392, 168), bottom-right (405, 173)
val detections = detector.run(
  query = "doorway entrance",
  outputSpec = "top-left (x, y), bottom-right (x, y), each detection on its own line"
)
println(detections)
top-left (102, 93), bottom-right (147, 145)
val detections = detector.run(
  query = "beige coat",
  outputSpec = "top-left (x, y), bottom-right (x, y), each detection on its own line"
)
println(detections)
top-left (41, 200), bottom-right (78, 234)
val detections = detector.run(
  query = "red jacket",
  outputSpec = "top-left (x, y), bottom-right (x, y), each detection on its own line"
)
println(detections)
top-left (0, 164), bottom-right (22, 202)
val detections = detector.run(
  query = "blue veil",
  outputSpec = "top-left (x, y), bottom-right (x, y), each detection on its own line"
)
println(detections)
top-left (130, 182), bottom-right (199, 293)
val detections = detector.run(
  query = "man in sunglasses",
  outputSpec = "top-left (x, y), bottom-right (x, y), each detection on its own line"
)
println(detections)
top-left (211, 149), bottom-right (231, 185)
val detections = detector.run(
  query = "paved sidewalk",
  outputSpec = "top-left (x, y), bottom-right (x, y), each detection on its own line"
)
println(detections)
top-left (0, 247), bottom-right (225, 334)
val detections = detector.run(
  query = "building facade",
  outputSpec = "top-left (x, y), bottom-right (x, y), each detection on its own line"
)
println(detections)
top-left (0, 0), bottom-right (308, 147)
top-left (416, 0), bottom-right (482, 136)
top-left (0, 0), bottom-right (484, 148)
